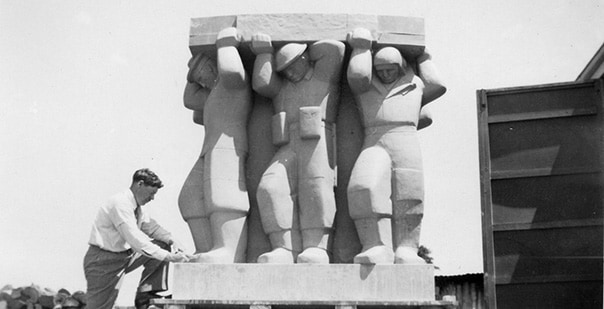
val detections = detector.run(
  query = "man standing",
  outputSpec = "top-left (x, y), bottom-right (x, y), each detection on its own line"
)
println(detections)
top-left (250, 33), bottom-right (344, 264)
top-left (84, 168), bottom-right (191, 309)
top-left (346, 28), bottom-right (446, 264)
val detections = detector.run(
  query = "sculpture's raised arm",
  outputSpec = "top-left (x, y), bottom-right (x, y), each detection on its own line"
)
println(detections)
top-left (216, 27), bottom-right (248, 89)
top-left (250, 33), bottom-right (282, 98)
top-left (309, 39), bottom-right (345, 84)
top-left (346, 27), bottom-right (374, 94)
top-left (417, 49), bottom-right (447, 106)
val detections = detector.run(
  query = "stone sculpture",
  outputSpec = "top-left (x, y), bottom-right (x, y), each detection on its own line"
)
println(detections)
top-left (345, 27), bottom-right (446, 264)
top-left (177, 15), bottom-right (446, 266)
top-left (250, 33), bottom-right (345, 264)
top-left (178, 27), bottom-right (252, 263)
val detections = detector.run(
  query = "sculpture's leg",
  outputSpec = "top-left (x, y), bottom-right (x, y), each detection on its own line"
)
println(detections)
top-left (256, 149), bottom-right (299, 263)
top-left (245, 97), bottom-right (276, 262)
top-left (390, 131), bottom-right (426, 265)
top-left (257, 229), bottom-right (299, 264)
top-left (352, 217), bottom-right (394, 264)
top-left (393, 210), bottom-right (425, 265)
top-left (191, 146), bottom-right (249, 263)
top-left (296, 174), bottom-right (334, 264)
top-left (178, 156), bottom-right (212, 254)
top-left (392, 168), bottom-right (425, 264)
top-left (297, 228), bottom-right (330, 264)
top-left (347, 145), bottom-right (394, 264)
top-left (184, 217), bottom-right (212, 254)
top-left (296, 128), bottom-right (336, 264)
top-left (193, 211), bottom-right (248, 263)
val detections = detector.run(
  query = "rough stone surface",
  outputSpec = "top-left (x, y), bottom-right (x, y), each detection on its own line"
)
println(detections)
top-left (189, 14), bottom-right (425, 58)
top-left (172, 264), bottom-right (436, 301)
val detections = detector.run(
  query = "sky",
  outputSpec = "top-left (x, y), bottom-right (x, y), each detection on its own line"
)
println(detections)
top-left (1, 0), bottom-right (603, 305)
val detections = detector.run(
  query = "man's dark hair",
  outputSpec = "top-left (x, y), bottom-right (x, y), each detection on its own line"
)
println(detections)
top-left (132, 168), bottom-right (164, 188)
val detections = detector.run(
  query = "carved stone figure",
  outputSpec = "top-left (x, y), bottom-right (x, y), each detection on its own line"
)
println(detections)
top-left (178, 27), bottom-right (252, 263)
top-left (346, 27), bottom-right (446, 264)
top-left (250, 33), bottom-right (345, 264)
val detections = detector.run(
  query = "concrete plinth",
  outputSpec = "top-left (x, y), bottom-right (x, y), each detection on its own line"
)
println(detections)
top-left (172, 264), bottom-right (435, 302)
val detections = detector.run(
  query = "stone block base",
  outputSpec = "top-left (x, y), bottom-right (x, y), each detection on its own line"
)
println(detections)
top-left (172, 264), bottom-right (435, 302)
top-left (188, 14), bottom-right (425, 60)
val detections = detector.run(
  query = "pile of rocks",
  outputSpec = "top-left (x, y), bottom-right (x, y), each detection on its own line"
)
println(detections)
top-left (0, 285), bottom-right (86, 309)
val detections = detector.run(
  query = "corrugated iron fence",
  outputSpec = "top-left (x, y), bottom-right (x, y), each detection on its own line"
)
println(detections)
top-left (436, 274), bottom-right (485, 309)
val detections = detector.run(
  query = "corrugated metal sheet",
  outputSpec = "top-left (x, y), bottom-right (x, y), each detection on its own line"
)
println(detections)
top-left (436, 274), bottom-right (486, 309)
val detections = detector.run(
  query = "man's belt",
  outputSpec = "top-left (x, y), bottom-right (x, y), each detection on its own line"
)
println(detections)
top-left (89, 244), bottom-right (133, 255)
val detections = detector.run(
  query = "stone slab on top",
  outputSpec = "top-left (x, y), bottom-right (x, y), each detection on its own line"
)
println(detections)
top-left (172, 263), bottom-right (436, 302)
top-left (189, 14), bottom-right (425, 59)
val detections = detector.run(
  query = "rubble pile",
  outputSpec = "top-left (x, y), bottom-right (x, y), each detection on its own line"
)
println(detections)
top-left (0, 285), bottom-right (86, 309)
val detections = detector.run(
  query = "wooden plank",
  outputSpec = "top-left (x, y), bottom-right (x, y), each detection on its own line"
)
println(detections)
top-left (488, 115), bottom-right (602, 177)
top-left (496, 272), bottom-right (603, 284)
top-left (476, 89), bottom-right (498, 309)
top-left (490, 165), bottom-right (600, 179)
top-left (485, 82), bottom-right (599, 123)
top-left (481, 80), bottom-right (595, 97)
top-left (493, 226), bottom-right (603, 284)
top-left (496, 281), bottom-right (602, 308)
top-left (488, 106), bottom-right (597, 124)
top-left (490, 173), bottom-right (603, 225)
top-left (493, 218), bottom-right (604, 232)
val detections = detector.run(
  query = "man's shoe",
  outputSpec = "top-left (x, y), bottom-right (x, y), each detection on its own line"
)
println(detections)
top-left (134, 292), bottom-right (162, 309)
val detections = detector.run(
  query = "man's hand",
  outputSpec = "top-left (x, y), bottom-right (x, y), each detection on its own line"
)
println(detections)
top-left (216, 27), bottom-right (242, 48)
top-left (250, 33), bottom-right (273, 55)
top-left (347, 28), bottom-right (372, 50)
top-left (170, 239), bottom-right (187, 253)
top-left (165, 252), bottom-right (193, 263)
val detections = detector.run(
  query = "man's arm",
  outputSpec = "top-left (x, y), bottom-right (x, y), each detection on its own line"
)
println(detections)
top-left (108, 203), bottom-right (171, 260)
top-left (251, 33), bottom-right (282, 98)
top-left (109, 202), bottom-right (188, 262)
top-left (140, 216), bottom-right (173, 244)
top-left (117, 222), bottom-right (170, 260)
top-left (346, 28), bottom-right (373, 94)
top-left (417, 50), bottom-right (447, 106)
top-left (140, 217), bottom-right (187, 253)
top-left (216, 27), bottom-right (248, 89)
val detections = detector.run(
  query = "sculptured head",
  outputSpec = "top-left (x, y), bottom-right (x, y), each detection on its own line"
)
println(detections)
top-left (374, 47), bottom-right (406, 84)
top-left (188, 54), bottom-right (217, 89)
top-left (276, 43), bottom-right (310, 83)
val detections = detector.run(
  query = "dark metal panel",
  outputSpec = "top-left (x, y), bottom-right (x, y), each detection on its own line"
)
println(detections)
top-left (491, 173), bottom-right (603, 225)
top-left (496, 281), bottom-right (603, 309)
top-left (493, 226), bottom-right (603, 284)
top-left (488, 114), bottom-right (602, 178)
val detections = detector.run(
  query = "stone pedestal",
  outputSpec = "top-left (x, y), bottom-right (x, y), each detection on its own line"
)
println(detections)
top-left (172, 264), bottom-right (436, 302)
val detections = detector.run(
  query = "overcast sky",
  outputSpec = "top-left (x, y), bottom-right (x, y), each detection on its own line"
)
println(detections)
top-left (1, 0), bottom-right (603, 305)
